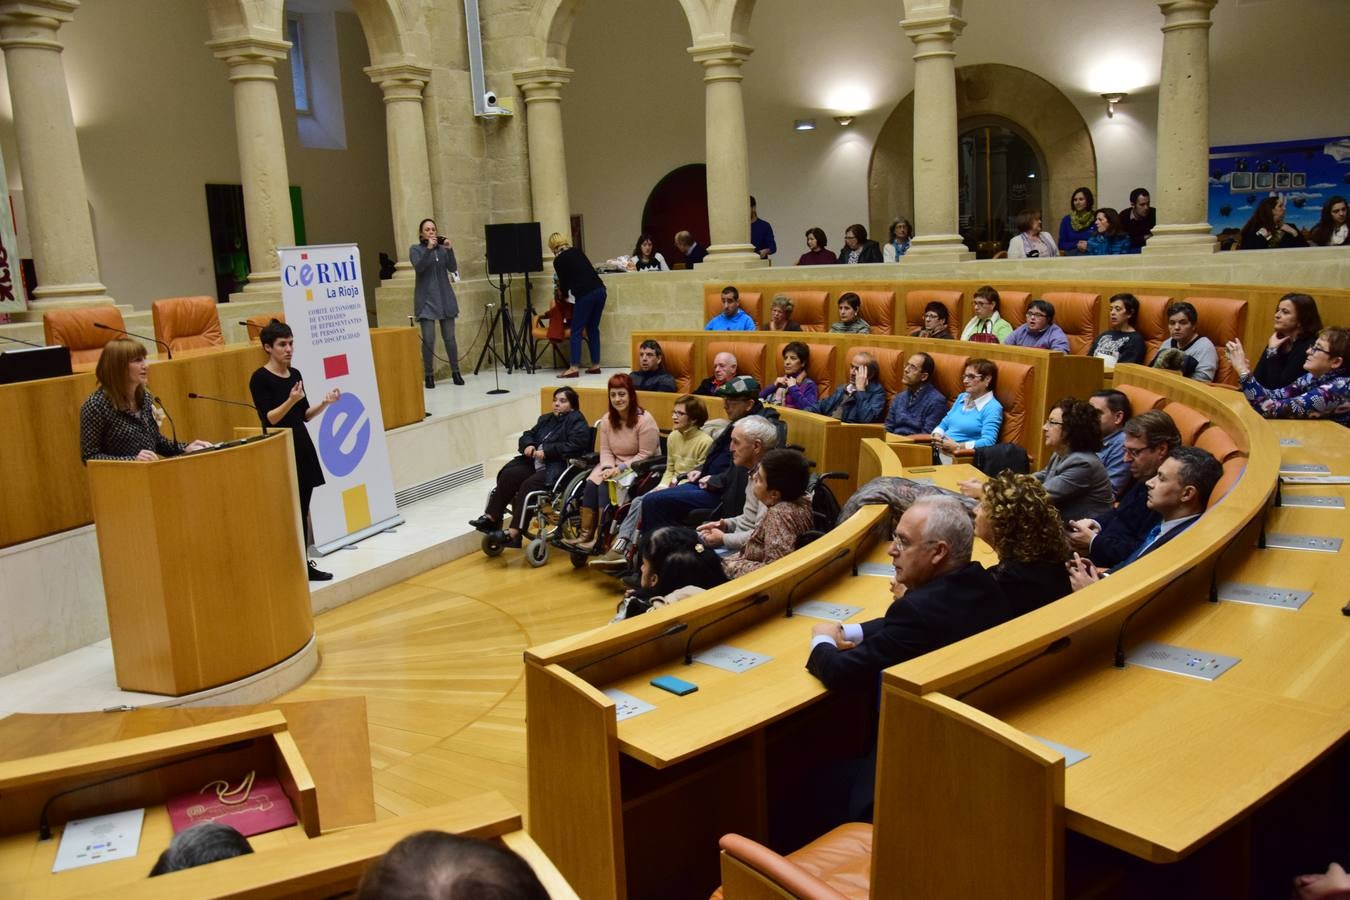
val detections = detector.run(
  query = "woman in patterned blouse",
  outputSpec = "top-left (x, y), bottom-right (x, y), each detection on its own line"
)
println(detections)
top-left (721, 448), bottom-right (815, 578)
top-left (1227, 327), bottom-right (1350, 427)
top-left (79, 339), bottom-right (211, 463)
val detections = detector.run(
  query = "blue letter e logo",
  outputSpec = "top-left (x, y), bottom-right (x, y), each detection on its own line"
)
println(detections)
top-left (317, 392), bottom-right (371, 478)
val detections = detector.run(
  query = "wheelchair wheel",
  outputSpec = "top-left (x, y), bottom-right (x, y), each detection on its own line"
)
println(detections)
top-left (553, 470), bottom-right (589, 544)
top-left (526, 538), bottom-right (549, 568)
top-left (570, 550), bottom-right (588, 569)
top-left (481, 534), bottom-right (504, 557)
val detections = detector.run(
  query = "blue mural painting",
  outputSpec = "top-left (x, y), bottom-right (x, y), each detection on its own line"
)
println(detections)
top-left (1209, 135), bottom-right (1350, 236)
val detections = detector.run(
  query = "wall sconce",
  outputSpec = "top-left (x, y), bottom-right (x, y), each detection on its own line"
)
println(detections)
top-left (793, 118), bottom-right (816, 132)
top-left (1100, 92), bottom-right (1127, 118)
top-left (833, 115), bottom-right (855, 127)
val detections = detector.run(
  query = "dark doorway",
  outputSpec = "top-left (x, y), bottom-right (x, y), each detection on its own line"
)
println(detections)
top-left (958, 124), bottom-right (1043, 257)
top-left (204, 184), bottom-right (307, 302)
top-left (641, 164), bottom-right (709, 268)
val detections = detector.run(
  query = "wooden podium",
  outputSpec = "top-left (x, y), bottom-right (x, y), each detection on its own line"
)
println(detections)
top-left (87, 432), bottom-right (313, 695)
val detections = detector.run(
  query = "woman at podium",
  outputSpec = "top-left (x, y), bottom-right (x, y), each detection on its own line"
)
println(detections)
top-left (249, 320), bottom-right (340, 582)
top-left (79, 338), bottom-right (211, 462)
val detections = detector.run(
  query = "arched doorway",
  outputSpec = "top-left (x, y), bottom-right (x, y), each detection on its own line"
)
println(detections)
top-left (959, 120), bottom-right (1046, 255)
top-left (641, 164), bottom-right (709, 267)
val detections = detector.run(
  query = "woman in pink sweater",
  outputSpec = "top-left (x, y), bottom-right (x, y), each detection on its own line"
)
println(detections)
top-left (575, 373), bottom-right (659, 549)
top-left (722, 449), bottom-right (815, 578)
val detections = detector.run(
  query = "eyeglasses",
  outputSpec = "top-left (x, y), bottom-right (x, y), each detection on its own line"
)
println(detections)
top-left (1045, 418), bottom-right (1064, 426)
top-left (903, 363), bottom-right (922, 372)
top-left (1309, 346), bottom-right (1333, 356)
top-left (961, 372), bottom-right (984, 381)
top-left (1122, 444), bottom-right (1154, 459)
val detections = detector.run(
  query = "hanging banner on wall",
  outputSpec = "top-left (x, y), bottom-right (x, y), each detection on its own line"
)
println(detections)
top-left (279, 244), bottom-right (402, 553)
top-left (0, 148), bottom-right (24, 315)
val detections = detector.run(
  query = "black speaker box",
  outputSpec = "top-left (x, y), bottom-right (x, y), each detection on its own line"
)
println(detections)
top-left (485, 222), bottom-right (543, 274)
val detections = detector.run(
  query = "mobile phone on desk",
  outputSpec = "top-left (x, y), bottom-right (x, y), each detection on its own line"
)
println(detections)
top-left (651, 674), bottom-right (698, 696)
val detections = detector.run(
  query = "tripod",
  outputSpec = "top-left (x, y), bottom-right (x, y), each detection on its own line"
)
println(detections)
top-left (475, 273), bottom-right (520, 377)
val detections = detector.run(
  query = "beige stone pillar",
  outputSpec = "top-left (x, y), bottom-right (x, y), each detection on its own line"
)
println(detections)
top-left (208, 35), bottom-right (296, 290)
top-left (1144, 0), bottom-right (1218, 255)
top-left (0, 0), bottom-right (109, 307)
top-left (513, 66), bottom-right (573, 261)
top-left (689, 42), bottom-right (761, 266)
top-left (366, 64), bottom-right (434, 281)
top-left (900, 9), bottom-right (974, 260)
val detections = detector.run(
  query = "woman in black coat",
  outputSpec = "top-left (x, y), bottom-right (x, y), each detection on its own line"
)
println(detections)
top-left (838, 223), bottom-right (883, 264)
top-left (974, 472), bottom-right (1072, 618)
top-left (469, 386), bottom-right (591, 547)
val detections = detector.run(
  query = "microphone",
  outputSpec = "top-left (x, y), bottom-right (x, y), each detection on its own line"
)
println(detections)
top-left (93, 322), bottom-right (173, 360)
top-left (574, 622), bottom-right (688, 674)
top-left (152, 396), bottom-right (179, 447)
top-left (684, 593), bottom-right (770, 665)
top-left (785, 547), bottom-right (849, 618)
top-left (0, 334), bottom-right (46, 349)
top-left (188, 392), bottom-right (268, 435)
top-left (1113, 565), bottom-right (1196, 668)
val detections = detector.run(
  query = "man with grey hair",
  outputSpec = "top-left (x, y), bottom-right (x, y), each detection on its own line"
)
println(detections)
top-left (697, 414), bottom-right (779, 552)
top-left (806, 495), bottom-right (1013, 690)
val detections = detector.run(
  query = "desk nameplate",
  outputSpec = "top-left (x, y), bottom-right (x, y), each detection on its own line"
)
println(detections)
top-left (1123, 642), bottom-right (1240, 681)
top-left (1264, 533), bottom-right (1343, 553)
top-left (1279, 494), bottom-right (1345, 510)
top-left (1216, 581), bottom-right (1312, 610)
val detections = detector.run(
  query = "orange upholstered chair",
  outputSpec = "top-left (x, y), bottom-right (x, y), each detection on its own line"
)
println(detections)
top-left (770, 341), bottom-right (837, 398)
top-left (928, 350), bottom-right (972, 402)
top-left (855, 345), bottom-right (907, 401)
top-left (1183, 296), bottom-right (1248, 385)
top-left (1042, 291), bottom-right (1102, 355)
top-left (989, 359), bottom-right (1034, 449)
top-left (1115, 382), bottom-right (1167, 416)
top-left (1210, 457), bottom-right (1245, 508)
top-left (633, 339), bottom-right (695, 393)
top-left (43, 305), bottom-right (128, 371)
top-left (1163, 401), bottom-right (1211, 445)
top-left (532, 301), bottom-right (572, 368)
top-left (708, 340), bottom-right (767, 387)
top-left (704, 290), bottom-right (763, 328)
top-left (712, 825), bottom-right (872, 900)
top-left (779, 290), bottom-right (828, 332)
top-left (1135, 295), bottom-right (1176, 362)
top-left (152, 296), bottom-right (224, 354)
top-left (904, 290), bottom-right (963, 334)
top-left (243, 312), bottom-right (285, 342)
top-left (1195, 425), bottom-right (1243, 464)
top-left (854, 290), bottom-right (896, 334)
top-left (993, 290), bottom-right (1032, 329)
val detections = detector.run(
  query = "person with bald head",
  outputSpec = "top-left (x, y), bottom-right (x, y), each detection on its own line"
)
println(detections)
top-left (695, 351), bottom-right (738, 396)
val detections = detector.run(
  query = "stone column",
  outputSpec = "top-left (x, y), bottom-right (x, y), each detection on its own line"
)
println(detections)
top-left (513, 66), bottom-right (573, 261)
top-left (1145, 0), bottom-right (1218, 255)
top-left (208, 35), bottom-right (296, 290)
top-left (900, 9), bottom-right (974, 259)
top-left (367, 64), bottom-right (434, 281)
top-left (689, 42), bottom-right (761, 266)
top-left (0, 0), bottom-right (109, 307)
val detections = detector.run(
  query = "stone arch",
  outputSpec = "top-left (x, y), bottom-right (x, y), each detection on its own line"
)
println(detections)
top-left (868, 63), bottom-right (1095, 240)
top-left (531, 0), bottom-right (754, 66)
top-left (350, 0), bottom-right (427, 67)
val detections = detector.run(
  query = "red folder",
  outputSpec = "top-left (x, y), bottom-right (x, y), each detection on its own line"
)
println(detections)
top-left (166, 775), bottom-right (297, 838)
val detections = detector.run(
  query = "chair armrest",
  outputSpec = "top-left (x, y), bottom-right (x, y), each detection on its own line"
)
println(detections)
top-left (631, 455), bottom-right (666, 477)
top-left (568, 452), bottom-right (600, 468)
top-left (717, 834), bottom-right (851, 900)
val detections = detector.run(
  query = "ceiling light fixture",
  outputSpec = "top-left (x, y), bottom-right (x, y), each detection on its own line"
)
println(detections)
top-left (833, 115), bottom-right (855, 127)
top-left (1100, 92), bottom-right (1127, 118)
top-left (793, 118), bottom-right (816, 132)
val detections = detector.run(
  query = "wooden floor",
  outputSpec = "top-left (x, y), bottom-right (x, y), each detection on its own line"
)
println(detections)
top-left (278, 546), bottom-right (620, 821)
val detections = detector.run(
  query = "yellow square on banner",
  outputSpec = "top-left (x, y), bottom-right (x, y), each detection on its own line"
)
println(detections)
top-left (342, 484), bottom-right (371, 534)
top-left (305, 288), bottom-right (313, 301)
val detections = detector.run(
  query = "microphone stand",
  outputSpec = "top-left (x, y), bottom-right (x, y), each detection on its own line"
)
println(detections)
top-left (153, 396), bottom-right (179, 447)
top-left (785, 547), bottom-right (849, 618)
top-left (0, 334), bottom-right (46, 349)
top-left (483, 301), bottom-right (507, 396)
top-left (187, 392), bottom-right (268, 435)
top-left (574, 622), bottom-right (688, 674)
top-left (92, 322), bottom-right (173, 360)
top-left (684, 594), bottom-right (770, 665)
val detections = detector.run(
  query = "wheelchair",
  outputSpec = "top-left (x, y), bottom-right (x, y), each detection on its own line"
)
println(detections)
top-left (551, 453), bottom-right (667, 569)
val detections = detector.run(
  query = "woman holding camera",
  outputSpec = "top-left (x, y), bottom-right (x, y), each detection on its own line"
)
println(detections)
top-left (411, 218), bottom-right (463, 388)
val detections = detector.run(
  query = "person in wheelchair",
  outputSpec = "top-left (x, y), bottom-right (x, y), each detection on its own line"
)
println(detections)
top-left (573, 374), bottom-right (660, 550)
top-left (721, 448), bottom-right (815, 578)
top-left (469, 386), bottom-right (590, 548)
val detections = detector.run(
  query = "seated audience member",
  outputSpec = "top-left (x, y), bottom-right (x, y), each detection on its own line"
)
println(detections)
top-left (1250, 292), bottom-right (1324, 389)
top-left (674, 230), bottom-right (707, 266)
top-left (1068, 410), bottom-right (1180, 568)
top-left (1089, 389), bottom-right (1133, 497)
top-left (882, 217), bottom-right (913, 262)
top-left (813, 350), bottom-right (887, 423)
top-left (961, 398), bottom-right (1113, 523)
top-left (696, 413), bottom-right (779, 553)
top-left (960, 285), bottom-right (1014, 343)
top-left (694, 351), bottom-right (738, 396)
top-left (976, 472), bottom-right (1073, 617)
top-left (612, 526), bottom-right (728, 620)
top-left (1239, 194), bottom-right (1308, 250)
top-left (838, 223), bottom-right (883, 264)
top-left (1086, 207), bottom-right (1131, 255)
top-left (1004, 299), bottom-right (1070, 351)
top-left (149, 823), bottom-right (253, 876)
top-left (1088, 292), bottom-right (1147, 365)
top-left (1293, 861), bottom-right (1350, 899)
top-left (910, 301), bottom-right (955, 339)
top-left (766, 294), bottom-right (803, 331)
top-left (1119, 187), bottom-right (1156, 252)
top-left (628, 339), bottom-right (677, 392)
top-left (1058, 186), bottom-right (1096, 255)
top-left (470, 386), bottom-right (590, 548)
top-left (1067, 445), bottom-right (1222, 587)
top-left (805, 495), bottom-right (1012, 690)
top-left (829, 291), bottom-right (871, 334)
top-left (573, 374), bottom-right (659, 550)
top-left (722, 448), bottom-right (815, 578)
top-left (1307, 195), bottom-right (1348, 247)
top-left (628, 233), bottom-right (668, 271)
top-left (931, 358), bottom-right (1004, 457)
top-left (885, 352), bottom-right (948, 437)
top-left (797, 227), bottom-right (837, 265)
top-left (1228, 326), bottom-right (1350, 427)
top-left (80, 338), bottom-right (213, 463)
top-left (591, 395), bottom-right (711, 571)
top-left (705, 285), bottom-right (757, 331)
top-left (761, 341), bottom-right (818, 409)
top-left (1149, 302), bottom-right (1217, 382)
top-left (1006, 209), bottom-right (1058, 259)
top-left (356, 830), bottom-right (547, 900)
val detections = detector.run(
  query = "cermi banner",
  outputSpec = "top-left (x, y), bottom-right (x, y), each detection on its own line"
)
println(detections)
top-left (279, 244), bottom-right (403, 554)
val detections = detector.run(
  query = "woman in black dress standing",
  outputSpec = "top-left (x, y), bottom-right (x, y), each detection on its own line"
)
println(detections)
top-left (549, 231), bottom-right (606, 378)
top-left (249, 319), bottom-right (340, 581)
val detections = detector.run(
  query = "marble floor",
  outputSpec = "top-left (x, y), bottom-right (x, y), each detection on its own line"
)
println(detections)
top-left (0, 364), bottom-right (622, 718)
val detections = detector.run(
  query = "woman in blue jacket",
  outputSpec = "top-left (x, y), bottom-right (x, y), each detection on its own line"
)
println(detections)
top-left (1086, 208), bottom-right (1132, 255)
top-left (932, 358), bottom-right (1004, 460)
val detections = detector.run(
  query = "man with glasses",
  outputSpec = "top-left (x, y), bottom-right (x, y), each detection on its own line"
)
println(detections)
top-left (1067, 410), bottom-right (1180, 567)
top-left (1088, 389), bottom-right (1133, 497)
top-left (884, 352), bottom-right (947, 436)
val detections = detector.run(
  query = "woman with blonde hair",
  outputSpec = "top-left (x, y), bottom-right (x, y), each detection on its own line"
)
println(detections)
top-left (549, 231), bottom-right (606, 378)
top-left (80, 338), bottom-right (211, 463)
top-left (975, 471), bottom-right (1072, 616)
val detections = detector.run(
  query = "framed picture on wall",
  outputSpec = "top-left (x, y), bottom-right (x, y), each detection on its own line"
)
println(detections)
top-left (1254, 172), bottom-right (1274, 190)
top-left (1274, 172), bottom-right (1292, 189)
top-left (1231, 172), bottom-right (1253, 191)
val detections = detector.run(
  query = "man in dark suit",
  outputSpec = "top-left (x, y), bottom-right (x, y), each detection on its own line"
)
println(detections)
top-left (674, 230), bottom-right (707, 267)
top-left (806, 496), bottom-right (1013, 691)
top-left (1067, 445), bottom-right (1222, 589)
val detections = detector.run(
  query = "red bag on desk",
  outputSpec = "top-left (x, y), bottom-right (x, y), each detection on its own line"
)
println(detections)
top-left (166, 772), bottom-right (297, 838)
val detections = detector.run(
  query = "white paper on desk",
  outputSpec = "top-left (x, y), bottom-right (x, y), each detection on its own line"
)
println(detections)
top-left (793, 600), bottom-right (864, 622)
top-left (856, 562), bottom-right (894, 579)
top-left (603, 688), bottom-right (655, 721)
top-left (1280, 474), bottom-right (1350, 484)
top-left (692, 644), bottom-right (771, 673)
top-left (53, 807), bottom-right (145, 872)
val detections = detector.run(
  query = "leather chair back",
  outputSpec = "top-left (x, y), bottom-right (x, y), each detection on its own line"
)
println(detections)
top-left (652, 339), bottom-right (695, 394)
top-left (1195, 425), bottom-right (1243, 463)
top-left (1041, 291), bottom-right (1101, 355)
top-left (1115, 382), bottom-right (1167, 416)
top-left (993, 291), bottom-right (1032, 329)
top-left (928, 350), bottom-right (972, 402)
top-left (854, 345), bottom-right (907, 400)
top-left (991, 359), bottom-right (1034, 447)
top-left (1135, 295), bottom-right (1176, 362)
top-left (904, 290), bottom-right (962, 335)
top-left (244, 312), bottom-right (285, 343)
top-left (708, 340), bottom-right (767, 387)
top-left (771, 341), bottom-right (836, 397)
top-left (704, 290), bottom-right (763, 327)
top-left (43, 306), bottom-right (128, 369)
top-left (1210, 457), bottom-right (1245, 509)
top-left (778, 290), bottom-right (828, 332)
top-left (1183, 296), bottom-right (1247, 385)
top-left (854, 290), bottom-right (896, 334)
top-left (1163, 401), bottom-right (1211, 445)
top-left (152, 296), bottom-right (224, 353)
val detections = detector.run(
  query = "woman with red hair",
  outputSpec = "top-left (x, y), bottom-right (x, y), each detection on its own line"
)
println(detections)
top-left (575, 373), bottom-right (659, 548)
